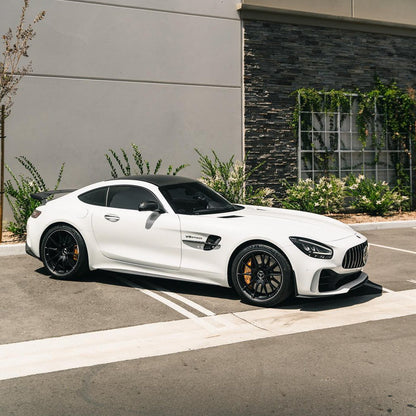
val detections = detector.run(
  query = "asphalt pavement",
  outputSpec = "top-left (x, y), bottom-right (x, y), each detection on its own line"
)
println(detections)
top-left (1, 225), bottom-right (416, 415)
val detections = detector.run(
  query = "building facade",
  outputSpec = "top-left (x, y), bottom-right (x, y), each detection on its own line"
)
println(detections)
top-left (1, 0), bottom-right (416, 220)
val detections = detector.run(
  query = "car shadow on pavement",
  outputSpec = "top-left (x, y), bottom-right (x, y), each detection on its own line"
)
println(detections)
top-left (35, 267), bottom-right (240, 301)
top-left (35, 266), bottom-right (383, 310)
top-left (280, 281), bottom-right (383, 312)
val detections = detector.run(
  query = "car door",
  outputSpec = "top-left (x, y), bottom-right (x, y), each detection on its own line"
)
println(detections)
top-left (91, 185), bottom-right (181, 270)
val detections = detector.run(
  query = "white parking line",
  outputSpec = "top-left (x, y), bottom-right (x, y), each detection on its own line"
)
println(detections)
top-left (143, 280), bottom-right (216, 316)
top-left (369, 243), bottom-right (416, 255)
top-left (407, 280), bottom-right (416, 285)
top-left (2, 289), bottom-right (416, 381)
top-left (116, 276), bottom-right (200, 320)
top-left (117, 276), bottom-right (236, 329)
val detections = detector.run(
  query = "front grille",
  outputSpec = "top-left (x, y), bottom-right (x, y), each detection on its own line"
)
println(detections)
top-left (342, 241), bottom-right (368, 269)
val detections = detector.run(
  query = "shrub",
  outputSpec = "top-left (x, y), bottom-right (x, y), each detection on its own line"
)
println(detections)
top-left (5, 156), bottom-right (64, 236)
top-left (281, 176), bottom-right (345, 214)
top-left (345, 175), bottom-right (409, 216)
top-left (105, 143), bottom-right (189, 178)
top-left (196, 149), bottom-right (275, 206)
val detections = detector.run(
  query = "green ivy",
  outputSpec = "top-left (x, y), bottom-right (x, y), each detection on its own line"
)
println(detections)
top-left (292, 79), bottom-right (416, 193)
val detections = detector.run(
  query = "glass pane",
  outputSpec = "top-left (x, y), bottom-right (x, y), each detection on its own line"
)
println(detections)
top-left (300, 132), bottom-right (313, 150)
top-left (301, 152), bottom-right (313, 170)
top-left (351, 134), bottom-right (364, 150)
top-left (299, 112), bottom-right (312, 131)
top-left (312, 133), bottom-right (326, 150)
top-left (108, 186), bottom-right (157, 210)
top-left (312, 113), bottom-right (325, 132)
top-left (350, 152), bottom-right (364, 170)
top-left (327, 113), bottom-right (338, 131)
top-left (340, 114), bottom-right (351, 131)
top-left (340, 133), bottom-right (351, 150)
top-left (314, 151), bottom-right (338, 172)
top-left (78, 187), bottom-right (108, 207)
top-left (364, 152), bottom-right (377, 168)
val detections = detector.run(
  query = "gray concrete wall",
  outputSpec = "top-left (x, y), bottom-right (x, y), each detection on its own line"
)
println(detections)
top-left (1, 0), bottom-right (242, 221)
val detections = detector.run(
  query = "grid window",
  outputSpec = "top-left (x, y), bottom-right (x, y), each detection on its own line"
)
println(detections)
top-left (297, 93), bottom-right (412, 186)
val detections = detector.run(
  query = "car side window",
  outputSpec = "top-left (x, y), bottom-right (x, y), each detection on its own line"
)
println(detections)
top-left (78, 187), bottom-right (108, 206)
top-left (107, 185), bottom-right (159, 210)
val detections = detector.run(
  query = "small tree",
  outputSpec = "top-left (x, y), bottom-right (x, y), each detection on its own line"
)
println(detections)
top-left (0, 0), bottom-right (45, 242)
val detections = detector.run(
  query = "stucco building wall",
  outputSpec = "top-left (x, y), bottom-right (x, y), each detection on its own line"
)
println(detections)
top-left (0, 0), bottom-right (242, 220)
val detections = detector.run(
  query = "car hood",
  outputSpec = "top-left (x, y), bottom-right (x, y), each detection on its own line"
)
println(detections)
top-left (216, 206), bottom-right (356, 243)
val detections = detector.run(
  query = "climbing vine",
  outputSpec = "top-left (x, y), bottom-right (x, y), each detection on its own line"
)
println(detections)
top-left (292, 79), bottom-right (416, 191)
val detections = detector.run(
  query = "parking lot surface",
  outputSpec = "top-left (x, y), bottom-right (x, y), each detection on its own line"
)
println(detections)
top-left (1, 226), bottom-right (416, 415)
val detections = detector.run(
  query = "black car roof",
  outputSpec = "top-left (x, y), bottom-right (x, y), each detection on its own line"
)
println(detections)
top-left (111, 175), bottom-right (197, 187)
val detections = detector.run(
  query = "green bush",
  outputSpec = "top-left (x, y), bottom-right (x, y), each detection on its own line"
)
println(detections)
top-left (345, 175), bottom-right (409, 216)
top-left (5, 156), bottom-right (64, 236)
top-left (105, 143), bottom-right (189, 178)
top-left (281, 176), bottom-right (345, 214)
top-left (196, 149), bottom-right (275, 206)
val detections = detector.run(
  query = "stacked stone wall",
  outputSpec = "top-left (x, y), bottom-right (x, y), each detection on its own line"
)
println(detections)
top-left (244, 20), bottom-right (416, 199)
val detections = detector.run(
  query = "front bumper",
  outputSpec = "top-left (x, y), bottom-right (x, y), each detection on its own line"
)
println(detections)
top-left (285, 233), bottom-right (369, 297)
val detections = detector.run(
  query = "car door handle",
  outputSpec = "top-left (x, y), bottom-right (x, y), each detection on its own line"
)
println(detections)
top-left (104, 214), bottom-right (120, 222)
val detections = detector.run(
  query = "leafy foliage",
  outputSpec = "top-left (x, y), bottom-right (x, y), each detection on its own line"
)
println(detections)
top-left (5, 156), bottom-right (64, 236)
top-left (281, 176), bottom-right (345, 214)
top-left (196, 149), bottom-right (275, 206)
top-left (292, 79), bottom-right (416, 197)
top-left (345, 174), bottom-right (409, 216)
top-left (281, 175), bottom-right (409, 216)
top-left (105, 143), bottom-right (189, 178)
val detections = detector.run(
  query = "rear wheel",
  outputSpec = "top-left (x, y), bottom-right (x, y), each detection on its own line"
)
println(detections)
top-left (41, 225), bottom-right (89, 279)
top-left (231, 244), bottom-right (293, 307)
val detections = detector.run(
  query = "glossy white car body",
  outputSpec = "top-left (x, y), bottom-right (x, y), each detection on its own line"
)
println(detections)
top-left (26, 176), bottom-right (368, 305)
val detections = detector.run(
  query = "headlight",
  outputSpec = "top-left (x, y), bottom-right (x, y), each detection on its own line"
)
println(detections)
top-left (289, 237), bottom-right (333, 259)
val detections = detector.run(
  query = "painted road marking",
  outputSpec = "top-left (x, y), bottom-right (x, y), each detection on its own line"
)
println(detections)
top-left (1, 289), bottom-right (416, 382)
top-left (408, 280), bottom-right (416, 285)
top-left (117, 276), bottom-right (235, 329)
top-left (369, 243), bottom-right (416, 255)
top-left (143, 280), bottom-right (216, 316)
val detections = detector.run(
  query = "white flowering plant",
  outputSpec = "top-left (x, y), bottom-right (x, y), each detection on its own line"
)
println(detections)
top-left (196, 149), bottom-right (275, 207)
top-left (345, 175), bottom-right (409, 216)
top-left (281, 176), bottom-right (345, 214)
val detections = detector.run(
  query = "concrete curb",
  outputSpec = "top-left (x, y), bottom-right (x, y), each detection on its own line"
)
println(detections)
top-left (0, 243), bottom-right (25, 257)
top-left (350, 220), bottom-right (416, 231)
top-left (0, 219), bottom-right (415, 257)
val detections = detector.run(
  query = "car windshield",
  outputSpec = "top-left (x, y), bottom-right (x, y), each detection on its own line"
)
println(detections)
top-left (160, 181), bottom-right (242, 215)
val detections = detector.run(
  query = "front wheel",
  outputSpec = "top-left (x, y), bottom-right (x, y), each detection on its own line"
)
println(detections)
top-left (231, 244), bottom-right (293, 307)
top-left (41, 225), bottom-right (89, 279)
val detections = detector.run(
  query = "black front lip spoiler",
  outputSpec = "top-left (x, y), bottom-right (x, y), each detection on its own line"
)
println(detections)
top-left (25, 242), bottom-right (39, 259)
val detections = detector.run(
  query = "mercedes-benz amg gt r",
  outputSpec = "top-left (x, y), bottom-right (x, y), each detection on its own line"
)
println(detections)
top-left (26, 175), bottom-right (369, 307)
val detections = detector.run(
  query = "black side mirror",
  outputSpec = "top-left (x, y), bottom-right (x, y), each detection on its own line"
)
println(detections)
top-left (138, 200), bottom-right (161, 212)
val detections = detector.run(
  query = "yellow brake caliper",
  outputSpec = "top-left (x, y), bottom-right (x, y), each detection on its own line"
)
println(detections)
top-left (73, 245), bottom-right (79, 261)
top-left (244, 259), bottom-right (252, 285)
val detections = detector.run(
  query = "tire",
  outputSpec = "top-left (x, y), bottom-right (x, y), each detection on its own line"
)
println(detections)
top-left (41, 225), bottom-right (89, 279)
top-left (231, 244), bottom-right (293, 307)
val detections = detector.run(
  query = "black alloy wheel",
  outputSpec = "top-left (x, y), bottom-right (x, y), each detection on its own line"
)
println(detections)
top-left (231, 244), bottom-right (293, 307)
top-left (41, 225), bottom-right (88, 279)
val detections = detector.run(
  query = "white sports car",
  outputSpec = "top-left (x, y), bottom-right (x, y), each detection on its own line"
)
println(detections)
top-left (26, 175), bottom-right (369, 307)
